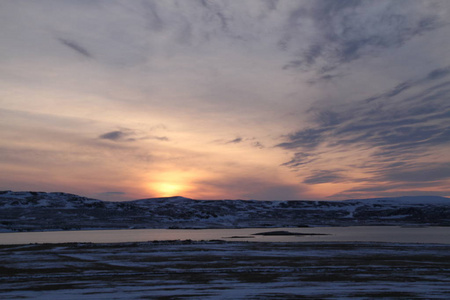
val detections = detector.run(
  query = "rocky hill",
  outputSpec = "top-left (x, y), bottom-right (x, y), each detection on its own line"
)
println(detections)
top-left (1, 191), bottom-right (449, 232)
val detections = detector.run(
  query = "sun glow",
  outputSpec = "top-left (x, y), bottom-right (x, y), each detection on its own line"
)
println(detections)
top-left (153, 182), bottom-right (187, 197)
top-left (146, 171), bottom-right (202, 198)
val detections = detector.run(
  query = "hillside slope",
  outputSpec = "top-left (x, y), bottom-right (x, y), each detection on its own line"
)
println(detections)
top-left (1, 191), bottom-right (449, 232)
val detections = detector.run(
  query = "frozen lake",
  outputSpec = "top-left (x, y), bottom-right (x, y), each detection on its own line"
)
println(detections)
top-left (1, 226), bottom-right (450, 244)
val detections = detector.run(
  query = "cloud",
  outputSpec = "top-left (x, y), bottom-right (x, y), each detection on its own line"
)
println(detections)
top-left (217, 137), bottom-right (264, 148)
top-left (278, 66), bottom-right (450, 191)
top-left (99, 131), bottom-right (127, 141)
top-left (332, 189), bottom-right (450, 200)
top-left (379, 163), bottom-right (450, 183)
top-left (364, 66), bottom-right (450, 103)
top-left (99, 130), bottom-right (168, 142)
top-left (279, 66), bottom-right (450, 155)
top-left (251, 141), bottom-right (264, 149)
top-left (282, 0), bottom-right (445, 77)
top-left (149, 136), bottom-right (169, 141)
top-left (219, 137), bottom-right (265, 148)
top-left (57, 38), bottom-right (92, 58)
top-left (226, 137), bottom-right (243, 144)
top-left (332, 163), bottom-right (450, 198)
top-left (281, 152), bottom-right (318, 169)
top-left (303, 170), bottom-right (348, 184)
top-left (277, 128), bottom-right (327, 150)
top-left (339, 168), bottom-right (447, 199)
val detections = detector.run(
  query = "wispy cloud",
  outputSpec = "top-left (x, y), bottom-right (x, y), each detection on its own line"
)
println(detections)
top-left (279, 66), bottom-right (450, 155)
top-left (226, 137), bottom-right (243, 144)
top-left (377, 163), bottom-right (450, 183)
top-left (99, 131), bottom-right (128, 141)
top-left (303, 170), bottom-right (348, 184)
top-left (251, 141), bottom-right (264, 149)
top-left (282, 0), bottom-right (446, 78)
top-left (278, 65), bottom-right (450, 194)
top-left (99, 129), bottom-right (168, 143)
top-left (58, 38), bottom-right (92, 58)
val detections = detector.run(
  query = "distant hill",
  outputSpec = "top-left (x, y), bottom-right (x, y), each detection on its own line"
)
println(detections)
top-left (1, 191), bottom-right (449, 232)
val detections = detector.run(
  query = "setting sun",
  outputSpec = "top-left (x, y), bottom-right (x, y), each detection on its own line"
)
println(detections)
top-left (145, 171), bottom-right (201, 197)
top-left (152, 182), bottom-right (186, 197)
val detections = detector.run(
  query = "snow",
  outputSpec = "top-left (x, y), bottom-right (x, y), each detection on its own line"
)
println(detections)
top-left (1, 191), bottom-right (449, 232)
top-left (1, 241), bottom-right (449, 299)
top-left (345, 195), bottom-right (450, 205)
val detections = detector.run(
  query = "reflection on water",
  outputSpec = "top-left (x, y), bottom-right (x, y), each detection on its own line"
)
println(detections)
top-left (1, 226), bottom-right (449, 245)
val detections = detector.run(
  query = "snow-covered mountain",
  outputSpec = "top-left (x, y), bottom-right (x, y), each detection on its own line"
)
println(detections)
top-left (1, 191), bottom-right (449, 232)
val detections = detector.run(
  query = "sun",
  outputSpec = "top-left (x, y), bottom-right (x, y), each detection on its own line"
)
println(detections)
top-left (153, 182), bottom-right (186, 197)
top-left (145, 171), bottom-right (196, 197)
top-left (145, 169), bottom-right (214, 198)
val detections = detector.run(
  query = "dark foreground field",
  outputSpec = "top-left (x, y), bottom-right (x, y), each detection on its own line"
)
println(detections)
top-left (1, 241), bottom-right (449, 299)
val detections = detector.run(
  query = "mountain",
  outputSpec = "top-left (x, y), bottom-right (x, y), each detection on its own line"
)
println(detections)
top-left (1, 191), bottom-right (449, 232)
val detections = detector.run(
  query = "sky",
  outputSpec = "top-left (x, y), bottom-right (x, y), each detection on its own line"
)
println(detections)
top-left (1, 0), bottom-right (449, 201)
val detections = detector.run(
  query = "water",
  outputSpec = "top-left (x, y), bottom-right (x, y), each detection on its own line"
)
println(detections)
top-left (1, 226), bottom-right (449, 245)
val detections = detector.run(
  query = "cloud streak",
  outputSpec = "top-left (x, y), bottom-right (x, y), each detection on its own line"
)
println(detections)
top-left (282, 0), bottom-right (445, 78)
top-left (99, 131), bottom-right (128, 141)
top-left (278, 65), bottom-right (450, 196)
top-left (226, 137), bottom-right (243, 144)
top-left (303, 170), bottom-right (348, 184)
top-left (58, 38), bottom-right (92, 58)
top-left (99, 130), bottom-right (168, 143)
